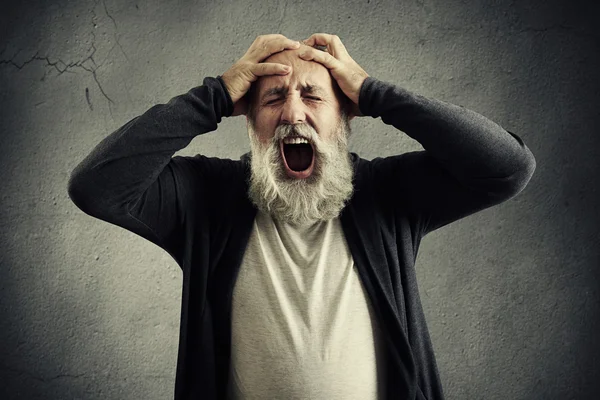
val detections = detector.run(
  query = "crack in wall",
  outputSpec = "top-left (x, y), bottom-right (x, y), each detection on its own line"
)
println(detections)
top-left (86, 87), bottom-right (93, 111)
top-left (0, 48), bottom-right (115, 112)
top-left (0, 365), bottom-right (85, 383)
top-left (100, 0), bottom-right (130, 63)
top-left (92, 0), bottom-right (130, 64)
top-left (0, 0), bottom-right (135, 120)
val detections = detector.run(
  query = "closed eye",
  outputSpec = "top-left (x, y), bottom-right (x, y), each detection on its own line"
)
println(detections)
top-left (266, 96), bottom-right (321, 105)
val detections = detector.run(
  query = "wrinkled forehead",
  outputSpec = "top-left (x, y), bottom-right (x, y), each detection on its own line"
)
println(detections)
top-left (255, 48), bottom-right (335, 97)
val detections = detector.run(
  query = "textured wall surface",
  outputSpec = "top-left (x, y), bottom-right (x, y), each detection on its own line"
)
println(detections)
top-left (1, 0), bottom-right (599, 399)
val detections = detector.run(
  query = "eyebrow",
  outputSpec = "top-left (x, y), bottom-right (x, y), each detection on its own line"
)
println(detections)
top-left (260, 84), bottom-right (328, 102)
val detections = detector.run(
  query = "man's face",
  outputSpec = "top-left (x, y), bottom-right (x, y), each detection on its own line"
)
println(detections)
top-left (248, 48), bottom-right (345, 150)
top-left (245, 47), bottom-right (355, 226)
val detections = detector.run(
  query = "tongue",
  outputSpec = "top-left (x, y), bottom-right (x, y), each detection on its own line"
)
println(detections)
top-left (284, 144), bottom-right (313, 171)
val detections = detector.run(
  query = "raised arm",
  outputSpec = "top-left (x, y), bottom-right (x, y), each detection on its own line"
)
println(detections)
top-left (67, 76), bottom-right (233, 262)
top-left (67, 34), bottom-right (302, 263)
top-left (298, 33), bottom-right (536, 237)
top-left (363, 77), bottom-right (536, 236)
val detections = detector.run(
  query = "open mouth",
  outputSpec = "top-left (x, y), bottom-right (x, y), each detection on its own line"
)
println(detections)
top-left (279, 137), bottom-right (315, 179)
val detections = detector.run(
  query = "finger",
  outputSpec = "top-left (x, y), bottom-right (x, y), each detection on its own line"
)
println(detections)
top-left (252, 62), bottom-right (292, 77)
top-left (251, 35), bottom-right (300, 62)
top-left (297, 46), bottom-right (342, 70)
top-left (273, 35), bottom-right (301, 52)
top-left (302, 33), bottom-right (349, 59)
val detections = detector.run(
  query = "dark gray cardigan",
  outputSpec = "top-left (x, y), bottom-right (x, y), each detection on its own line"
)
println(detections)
top-left (67, 74), bottom-right (536, 399)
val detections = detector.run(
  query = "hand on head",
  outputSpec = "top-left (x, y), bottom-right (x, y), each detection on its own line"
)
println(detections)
top-left (297, 33), bottom-right (368, 117)
top-left (221, 34), bottom-right (300, 117)
top-left (221, 33), bottom-right (367, 119)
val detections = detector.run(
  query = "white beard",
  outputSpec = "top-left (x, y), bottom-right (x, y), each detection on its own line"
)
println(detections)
top-left (247, 116), bottom-right (355, 227)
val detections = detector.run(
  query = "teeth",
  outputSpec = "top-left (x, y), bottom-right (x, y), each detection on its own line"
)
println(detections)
top-left (283, 136), bottom-right (310, 145)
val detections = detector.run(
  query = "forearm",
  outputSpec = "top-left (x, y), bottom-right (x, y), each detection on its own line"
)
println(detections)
top-left (358, 77), bottom-right (536, 192)
top-left (67, 75), bottom-right (234, 216)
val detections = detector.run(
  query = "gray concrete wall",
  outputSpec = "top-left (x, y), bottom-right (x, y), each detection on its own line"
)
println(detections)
top-left (1, 0), bottom-right (598, 399)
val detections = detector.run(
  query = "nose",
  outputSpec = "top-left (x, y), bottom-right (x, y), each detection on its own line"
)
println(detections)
top-left (280, 94), bottom-right (308, 125)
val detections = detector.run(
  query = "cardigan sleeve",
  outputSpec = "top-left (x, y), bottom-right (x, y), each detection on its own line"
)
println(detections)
top-left (67, 76), bottom-right (235, 263)
top-left (361, 77), bottom-right (536, 237)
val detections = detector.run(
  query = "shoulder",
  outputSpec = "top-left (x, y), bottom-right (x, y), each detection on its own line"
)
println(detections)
top-left (172, 153), bottom-right (247, 176)
top-left (168, 154), bottom-right (248, 195)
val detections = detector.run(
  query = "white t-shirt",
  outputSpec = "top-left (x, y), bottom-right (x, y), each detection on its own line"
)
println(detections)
top-left (227, 209), bottom-right (387, 399)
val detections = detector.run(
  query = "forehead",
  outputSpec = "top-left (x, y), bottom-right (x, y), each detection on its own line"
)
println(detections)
top-left (256, 49), bottom-right (335, 97)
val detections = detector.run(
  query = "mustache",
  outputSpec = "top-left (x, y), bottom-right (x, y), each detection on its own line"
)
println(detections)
top-left (274, 123), bottom-right (317, 142)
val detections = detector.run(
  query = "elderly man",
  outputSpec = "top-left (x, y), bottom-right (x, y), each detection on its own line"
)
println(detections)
top-left (236, 40), bottom-right (358, 226)
top-left (68, 33), bottom-right (536, 400)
